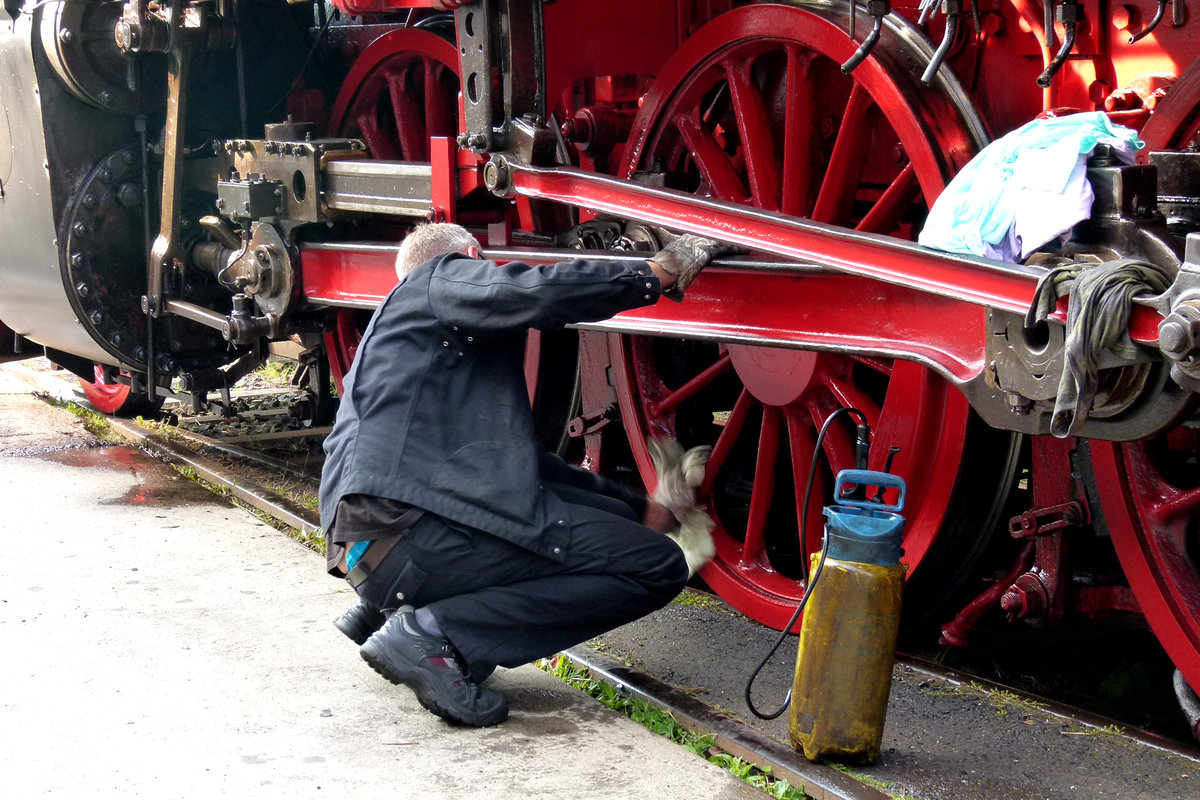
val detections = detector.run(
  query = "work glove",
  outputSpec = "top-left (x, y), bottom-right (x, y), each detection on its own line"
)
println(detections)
top-left (648, 437), bottom-right (715, 577)
top-left (650, 234), bottom-right (740, 301)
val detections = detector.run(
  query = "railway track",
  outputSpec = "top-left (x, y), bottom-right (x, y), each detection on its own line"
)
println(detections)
top-left (8, 359), bottom-right (1200, 800)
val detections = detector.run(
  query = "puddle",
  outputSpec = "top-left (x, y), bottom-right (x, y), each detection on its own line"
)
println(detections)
top-left (36, 446), bottom-right (225, 507)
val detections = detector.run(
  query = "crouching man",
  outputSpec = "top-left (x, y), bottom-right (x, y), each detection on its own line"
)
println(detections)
top-left (319, 223), bottom-right (733, 726)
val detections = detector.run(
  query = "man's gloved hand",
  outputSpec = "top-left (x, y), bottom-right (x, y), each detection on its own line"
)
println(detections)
top-left (649, 437), bottom-right (715, 577)
top-left (650, 234), bottom-right (741, 301)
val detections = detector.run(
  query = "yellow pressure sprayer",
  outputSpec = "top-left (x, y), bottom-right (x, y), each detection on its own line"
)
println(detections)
top-left (788, 469), bottom-right (907, 764)
top-left (744, 407), bottom-right (906, 766)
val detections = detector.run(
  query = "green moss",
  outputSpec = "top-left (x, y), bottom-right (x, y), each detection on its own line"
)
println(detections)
top-left (539, 655), bottom-right (809, 799)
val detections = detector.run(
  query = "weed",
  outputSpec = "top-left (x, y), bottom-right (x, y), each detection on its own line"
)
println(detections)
top-left (539, 655), bottom-right (808, 799)
top-left (969, 682), bottom-right (1044, 718)
top-left (255, 357), bottom-right (298, 385)
top-left (1061, 723), bottom-right (1125, 737)
top-left (672, 588), bottom-right (728, 612)
top-left (829, 765), bottom-right (919, 800)
top-left (50, 397), bottom-right (124, 444)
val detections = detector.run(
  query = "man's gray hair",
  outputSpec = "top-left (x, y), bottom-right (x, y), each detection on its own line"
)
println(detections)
top-left (395, 223), bottom-right (479, 279)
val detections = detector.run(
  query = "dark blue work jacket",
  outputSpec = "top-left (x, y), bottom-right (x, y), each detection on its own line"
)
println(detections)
top-left (318, 251), bottom-right (662, 563)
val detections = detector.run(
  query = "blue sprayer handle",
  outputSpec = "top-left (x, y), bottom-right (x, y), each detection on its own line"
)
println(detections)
top-left (833, 469), bottom-right (906, 513)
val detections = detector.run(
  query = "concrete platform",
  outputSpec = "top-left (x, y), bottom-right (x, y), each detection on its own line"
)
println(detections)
top-left (0, 383), bottom-right (760, 800)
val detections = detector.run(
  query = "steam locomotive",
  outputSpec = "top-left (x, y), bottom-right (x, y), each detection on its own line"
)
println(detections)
top-left (3, 0), bottom-right (1200, 733)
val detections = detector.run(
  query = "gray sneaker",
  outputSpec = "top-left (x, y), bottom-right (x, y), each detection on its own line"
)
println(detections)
top-left (360, 609), bottom-right (508, 727)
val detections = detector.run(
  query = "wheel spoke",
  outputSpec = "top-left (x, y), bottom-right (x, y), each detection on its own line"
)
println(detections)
top-left (781, 46), bottom-right (816, 217)
top-left (855, 163), bottom-right (920, 233)
top-left (1150, 486), bottom-right (1200, 528)
top-left (742, 405), bottom-right (781, 566)
top-left (811, 83), bottom-right (877, 224)
top-left (724, 57), bottom-right (781, 211)
top-left (784, 405), bottom-right (825, 557)
top-left (355, 111), bottom-right (400, 160)
top-left (803, 398), bottom-right (856, 475)
top-left (673, 111), bottom-right (751, 203)
top-left (652, 353), bottom-right (734, 415)
top-left (386, 68), bottom-right (427, 161)
top-left (701, 388), bottom-right (755, 498)
top-left (850, 354), bottom-right (893, 377)
top-left (819, 369), bottom-right (883, 429)
top-left (423, 59), bottom-right (455, 140)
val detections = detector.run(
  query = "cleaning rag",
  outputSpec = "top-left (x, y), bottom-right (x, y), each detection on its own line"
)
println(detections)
top-left (919, 112), bottom-right (1144, 262)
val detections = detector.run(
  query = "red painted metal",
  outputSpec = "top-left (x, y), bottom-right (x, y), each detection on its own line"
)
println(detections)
top-left (303, 246), bottom-right (398, 310)
top-left (78, 365), bottom-right (136, 416)
top-left (430, 136), bottom-right (457, 223)
top-left (598, 4), bottom-right (1007, 630)
top-left (501, 163), bottom-right (1165, 345)
top-left (332, 1), bottom-right (442, 16)
top-left (1090, 438), bottom-right (1200, 695)
top-left (941, 543), bottom-right (1036, 648)
top-left (301, 0), bottom-right (1200, 675)
top-left (327, 28), bottom-right (460, 162)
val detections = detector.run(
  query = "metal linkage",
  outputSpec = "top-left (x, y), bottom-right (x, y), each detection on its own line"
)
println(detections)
top-left (488, 158), bottom-right (1087, 320)
top-left (454, 0), bottom-right (546, 153)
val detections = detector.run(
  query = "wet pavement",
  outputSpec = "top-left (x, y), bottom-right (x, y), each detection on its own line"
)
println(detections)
top-left (6, 362), bottom-right (1200, 799)
top-left (0, 377), bottom-right (761, 800)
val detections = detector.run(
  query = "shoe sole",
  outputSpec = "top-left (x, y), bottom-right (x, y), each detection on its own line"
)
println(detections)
top-left (360, 638), bottom-right (507, 727)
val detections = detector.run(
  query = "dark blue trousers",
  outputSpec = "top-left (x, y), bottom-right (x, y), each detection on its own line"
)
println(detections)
top-left (354, 483), bottom-right (689, 678)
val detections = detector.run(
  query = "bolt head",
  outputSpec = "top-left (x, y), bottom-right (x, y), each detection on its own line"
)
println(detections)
top-left (1160, 319), bottom-right (1189, 357)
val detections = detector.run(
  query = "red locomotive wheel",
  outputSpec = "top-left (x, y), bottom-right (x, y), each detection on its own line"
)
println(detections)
top-left (79, 365), bottom-right (160, 417)
top-left (325, 27), bottom-right (462, 392)
top-left (613, 2), bottom-right (1016, 630)
top-left (1088, 438), bottom-right (1200, 693)
top-left (327, 27), bottom-right (460, 163)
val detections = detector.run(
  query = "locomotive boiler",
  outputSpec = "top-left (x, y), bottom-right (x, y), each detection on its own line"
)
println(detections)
top-left (3, 0), bottom-right (1200, 734)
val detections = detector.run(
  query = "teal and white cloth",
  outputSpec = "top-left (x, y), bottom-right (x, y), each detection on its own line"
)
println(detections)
top-left (918, 112), bottom-right (1144, 262)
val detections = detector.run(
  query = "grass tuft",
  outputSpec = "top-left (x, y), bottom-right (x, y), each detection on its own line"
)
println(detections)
top-left (538, 655), bottom-right (808, 799)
